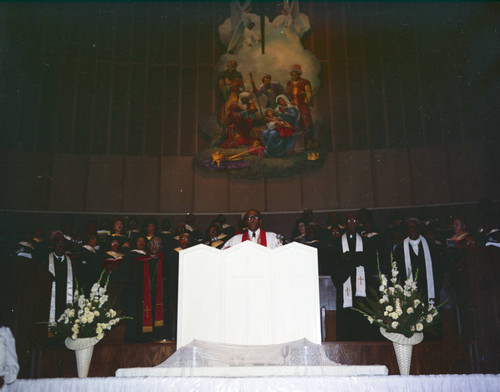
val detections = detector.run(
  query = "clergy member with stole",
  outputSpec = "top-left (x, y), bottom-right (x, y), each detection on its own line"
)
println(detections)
top-left (46, 234), bottom-right (74, 331)
top-left (222, 209), bottom-right (283, 249)
top-left (330, 214), bottom-right (379, 341)
top-left (393, 218), bottom-right (444, 339)
top-left (134, 236), bottom-right (169, 342)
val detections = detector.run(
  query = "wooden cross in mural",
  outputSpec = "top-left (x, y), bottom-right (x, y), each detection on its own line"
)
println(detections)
top-left (250, 1), bottom-right (273, 54)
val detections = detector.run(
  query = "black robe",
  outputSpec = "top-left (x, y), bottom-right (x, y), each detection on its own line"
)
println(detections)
top-left (71, 246), bottom-right (101, 292)
top-left (45, 253), bottom-right (72, 322)
top-left (393, 239), bottom-right (445, 304)
top-left (330, 234), bottom-right (380, 341)
top-left (393, 238), bottom-right (445, 339)
top-left (165, 248), bottom-right (181, 341)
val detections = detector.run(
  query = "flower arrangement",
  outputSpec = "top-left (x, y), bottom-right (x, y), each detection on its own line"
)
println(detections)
top-left (354, 256), bottom-right (445, 338)
top-left (49, 271), bottom-right (129, 341)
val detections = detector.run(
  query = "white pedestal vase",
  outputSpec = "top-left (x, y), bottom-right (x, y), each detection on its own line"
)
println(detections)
top-left (380, 328), bottom-right (423, 375)
top-left (65, 337), bottom-right (99, 377)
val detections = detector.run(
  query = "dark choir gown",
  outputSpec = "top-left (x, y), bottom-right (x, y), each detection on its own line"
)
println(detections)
top-left (71, 245), bottom-right (101, 291)
top-left (165, 248), bottom-right (182, 341)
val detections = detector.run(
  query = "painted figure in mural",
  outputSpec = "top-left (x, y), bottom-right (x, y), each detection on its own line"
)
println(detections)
top-left (271, 0), bottom-right (311, 44)
top-left (242, 21), bottom-right (261, 50)
top-left (219, 91), bottom-right (258, 148)
top-left (286, 64), bottom-right (316, 149)
top-left (261, 95), bottom-right (299, 157)
top-left (220, 0), bottom-right (263, 53)
top-left (251, 74), bottom-right (285, 110)
top-left (217, 60), bottom-right (245, 127)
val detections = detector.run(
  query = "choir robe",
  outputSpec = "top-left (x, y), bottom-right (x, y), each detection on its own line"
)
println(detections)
top-left (220, 223), bottom-right (236, 239)
top-left (71, 245), bottom-right (101, 291)
top-left (128, 252), bottom-right (170, 342)
top-left (165, 248), bottom-right (182, 341)
top-left (123, 249), bottom-right (147, 343)
top-left (108, 233), bottom-right (129, 247)
top-left (159, 230), bottom-right (176, 250)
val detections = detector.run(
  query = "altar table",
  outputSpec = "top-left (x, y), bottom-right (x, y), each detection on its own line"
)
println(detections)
top-left (7, 374), bottom-right (500, 392)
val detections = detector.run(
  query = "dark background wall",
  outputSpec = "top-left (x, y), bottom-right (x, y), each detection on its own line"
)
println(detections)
top-left (1, 1), bottom-right (499, 215)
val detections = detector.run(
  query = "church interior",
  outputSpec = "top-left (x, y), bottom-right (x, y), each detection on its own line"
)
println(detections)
top-left (0, 0), bottom-right (499, 388)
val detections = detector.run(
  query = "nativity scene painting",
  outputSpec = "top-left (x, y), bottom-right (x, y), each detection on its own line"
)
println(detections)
top-left (195, 0), bottom-right (325, 179)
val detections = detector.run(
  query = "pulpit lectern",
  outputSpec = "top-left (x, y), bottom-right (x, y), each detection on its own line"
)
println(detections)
top-left (116, 242), bottom-right (387, 377)
top-left (177, 241), bottom-right (321, 348)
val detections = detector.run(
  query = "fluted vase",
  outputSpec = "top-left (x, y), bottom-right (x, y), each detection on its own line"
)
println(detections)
top-left (65, 337), bottom-right (99, 377)
top-left (380, 327), bottom-right (423, 375)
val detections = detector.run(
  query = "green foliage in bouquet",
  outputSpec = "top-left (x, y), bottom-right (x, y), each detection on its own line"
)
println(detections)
top-left (354, 255), bottom-right (446, 338)
top-left (49, 270), bottom-right (130, 341)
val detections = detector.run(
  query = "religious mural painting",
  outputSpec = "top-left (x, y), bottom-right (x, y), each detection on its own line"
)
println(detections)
top-left (195, 0), bottom-right (326, 179)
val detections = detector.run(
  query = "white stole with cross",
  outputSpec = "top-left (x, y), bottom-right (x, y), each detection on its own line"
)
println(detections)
top-left (343, 267), bottom-right (366, 308)
top-left (341, 234), bottom-right (366, 308)
top-left (48, 253), bottom-right (73, 325)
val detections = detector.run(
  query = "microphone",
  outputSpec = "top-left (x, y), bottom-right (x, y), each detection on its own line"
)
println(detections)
top-left (276, 234), bottom-right (287, 245)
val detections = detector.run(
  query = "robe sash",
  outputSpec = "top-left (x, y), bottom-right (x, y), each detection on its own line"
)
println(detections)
top-left (342, 267), bottom-right (366, 308)
top-left (48, 253), bottom-right (73, 325)
top-left (242, 230), bottom-right (267, 247)
top-left (139, 254), bottom-right (165, 333)
top-left (403, 236), bottom-right (435, 301)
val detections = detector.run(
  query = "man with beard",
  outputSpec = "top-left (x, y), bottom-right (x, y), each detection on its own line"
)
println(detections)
top-left (286, 64), bottom-right (316, 149)
top-left (251, 74), bottom-right (285, 110)
top-left (217, 60), bottom-right (244, 127)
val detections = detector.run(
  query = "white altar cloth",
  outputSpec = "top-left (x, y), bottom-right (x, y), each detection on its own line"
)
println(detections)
top-left (115, 364), bottom-right (388, 377)
top-left (7, 374), bottom-right (500, 392)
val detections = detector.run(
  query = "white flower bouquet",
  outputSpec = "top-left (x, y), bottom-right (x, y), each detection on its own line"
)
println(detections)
top-left (354, 256), bottom-right (446, 338)
top-left (49, 271), bottom-right (130, 341)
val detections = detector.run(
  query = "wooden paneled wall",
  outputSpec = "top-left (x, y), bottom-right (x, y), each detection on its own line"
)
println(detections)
top-left (34, 340), bottom-right (475, 378)
top-left (2, 2), bottom-right (498, 154)
top-left (0, 141), bottom-right (495, 213)
top-left (1, 2), bottom-right (499, 214)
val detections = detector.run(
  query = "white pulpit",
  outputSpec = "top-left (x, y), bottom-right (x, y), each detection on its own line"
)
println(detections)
top-left (116, 241), bottom-right (388, 377)
top-left (177, 241), bottom-right (321, 349)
